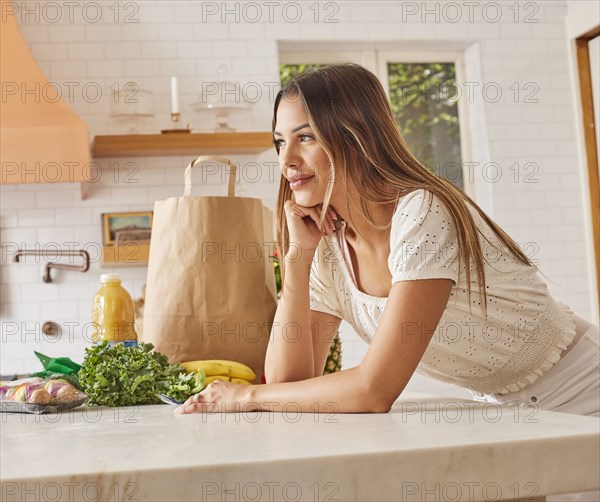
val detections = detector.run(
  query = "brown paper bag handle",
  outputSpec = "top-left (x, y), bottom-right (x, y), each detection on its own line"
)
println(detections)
top-left (183, 155), bottom-right (237, 197)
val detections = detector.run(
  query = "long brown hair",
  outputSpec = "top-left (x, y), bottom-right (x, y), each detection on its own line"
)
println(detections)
top-left (272, 63), bottom-right (535, 317)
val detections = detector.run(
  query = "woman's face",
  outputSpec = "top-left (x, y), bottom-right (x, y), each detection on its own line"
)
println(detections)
top-left (273, 97), bottom-right (333, 208)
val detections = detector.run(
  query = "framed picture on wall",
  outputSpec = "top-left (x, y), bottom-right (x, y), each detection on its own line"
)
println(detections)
top-left (102, 211), bottom-right (153, 245)
top-left (101, 211), bottom-right (153, 267)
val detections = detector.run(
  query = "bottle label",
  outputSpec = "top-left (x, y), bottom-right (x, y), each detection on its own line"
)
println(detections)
top-left (95, 340), bottom-right (138, 348)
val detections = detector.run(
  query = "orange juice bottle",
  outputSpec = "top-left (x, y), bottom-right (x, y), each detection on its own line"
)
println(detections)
top-left (91, 274), bottom-right (138, 347)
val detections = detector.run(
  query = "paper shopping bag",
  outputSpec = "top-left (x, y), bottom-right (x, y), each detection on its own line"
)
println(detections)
top-left (141, 155), bottom-right (277, 384)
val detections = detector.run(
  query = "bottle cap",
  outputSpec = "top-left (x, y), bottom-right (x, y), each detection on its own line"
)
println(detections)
top-left (100, 273), bottom-right (122, 283)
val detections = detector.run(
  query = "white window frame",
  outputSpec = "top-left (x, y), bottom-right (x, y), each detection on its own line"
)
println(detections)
top-left (279, 50), bottom-right (475, 200)
top-left (279, 51), bottom-right (378, 74)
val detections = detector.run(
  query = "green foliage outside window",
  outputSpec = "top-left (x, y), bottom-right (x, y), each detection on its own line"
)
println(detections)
top-left (387, 62), bottom-right (463, 188)
top-left (279, 62), bottom-right (464, 188)
top-left (279, 64), bottom-right (325, 87)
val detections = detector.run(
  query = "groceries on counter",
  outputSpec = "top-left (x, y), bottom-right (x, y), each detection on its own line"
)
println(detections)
top-left (2, 347), bottom-right (257, 412)
top-left (91, 273), bottom-right (138, 346)
top-left (78, 341), bottom-right (206, 407)
top-left (0, 377), bottom-right (88, 414)
top-left (180, 359), bottom-right (256, 384)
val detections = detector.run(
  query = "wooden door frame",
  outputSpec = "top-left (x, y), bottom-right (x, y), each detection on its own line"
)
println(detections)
top-left (575, 25), bottom-right (600, 316)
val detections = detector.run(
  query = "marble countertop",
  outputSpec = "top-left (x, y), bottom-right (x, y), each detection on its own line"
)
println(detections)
top-left (1, 391), bottom-right (598, 502)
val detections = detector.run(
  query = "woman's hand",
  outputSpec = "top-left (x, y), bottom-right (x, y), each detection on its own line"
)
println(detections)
top-left (174, 380), bottom-right (254, 414)
top-left (284, 200), bottom-right (337, 256)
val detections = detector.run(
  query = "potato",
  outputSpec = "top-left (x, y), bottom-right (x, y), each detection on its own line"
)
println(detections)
top-left (29, 388), bottom-right (52, 404)
top-left (56, 384), bottom-right (79, 403)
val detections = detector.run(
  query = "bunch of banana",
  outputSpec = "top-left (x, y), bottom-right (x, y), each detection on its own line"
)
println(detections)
top-left (180, 360), bottom-right (256, 385)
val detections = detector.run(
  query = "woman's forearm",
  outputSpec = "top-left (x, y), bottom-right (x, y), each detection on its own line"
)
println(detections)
top-left (247, 365), bottom-right (388, 414)
top-left (264, 253), bottom-right (317, 383)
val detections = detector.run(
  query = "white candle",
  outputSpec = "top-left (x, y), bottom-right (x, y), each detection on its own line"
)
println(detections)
top-left (170, 76), bottom-right (179, 114)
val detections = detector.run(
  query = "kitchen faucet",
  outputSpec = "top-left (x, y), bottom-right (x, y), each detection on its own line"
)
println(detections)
top-left (13, 249), bottom-right (90, 283)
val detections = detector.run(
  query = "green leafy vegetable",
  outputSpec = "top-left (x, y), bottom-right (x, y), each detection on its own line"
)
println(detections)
top-left (78, 342), bottom-right (205, 406)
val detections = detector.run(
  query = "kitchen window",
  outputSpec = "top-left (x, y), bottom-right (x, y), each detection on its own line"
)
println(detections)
top-left (279, 49), bottom-right (472, 196)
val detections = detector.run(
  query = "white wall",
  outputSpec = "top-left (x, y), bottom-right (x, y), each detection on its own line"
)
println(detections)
top-left (0, 0), bottom-right (593, 399)
top-left (567, 0), bottom-right (590, 14)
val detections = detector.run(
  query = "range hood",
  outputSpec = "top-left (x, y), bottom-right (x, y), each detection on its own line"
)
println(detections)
top-left (0, 0), bottom-right (91, 185)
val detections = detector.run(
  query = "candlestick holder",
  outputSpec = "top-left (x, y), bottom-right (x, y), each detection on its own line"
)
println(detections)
top-left (161, 112), bottom-right (192, 134)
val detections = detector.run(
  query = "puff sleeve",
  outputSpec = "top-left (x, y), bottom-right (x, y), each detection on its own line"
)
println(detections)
top-left (388, 189), bottom-right (460, 285)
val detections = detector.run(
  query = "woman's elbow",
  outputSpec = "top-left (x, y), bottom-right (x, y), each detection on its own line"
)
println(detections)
top-left (359, 392), bottom-right (392, 413)
top-left (360, 372), bottom-right (398, 413)
top-left (371, 400), bottom-right (393, 413)
top-left (365, 387), bottom-right (394, 413)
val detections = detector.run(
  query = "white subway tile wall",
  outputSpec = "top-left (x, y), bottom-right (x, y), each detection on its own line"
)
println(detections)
top-left (0, 1), bottom-right (592, 401)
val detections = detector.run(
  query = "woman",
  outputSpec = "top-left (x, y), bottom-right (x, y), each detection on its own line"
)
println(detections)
top-left (176, 63), bottom-right (599, 418)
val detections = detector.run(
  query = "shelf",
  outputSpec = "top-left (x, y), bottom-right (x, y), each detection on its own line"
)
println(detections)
top-left (92, 132), bottom-right (274, 157)
top-left (101, 243), bottom-right (150, 267)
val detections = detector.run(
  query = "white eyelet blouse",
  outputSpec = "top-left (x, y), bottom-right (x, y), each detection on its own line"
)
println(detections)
top-left (308, 189), bottom-right (577, 396)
